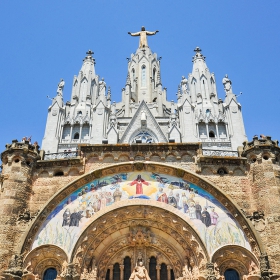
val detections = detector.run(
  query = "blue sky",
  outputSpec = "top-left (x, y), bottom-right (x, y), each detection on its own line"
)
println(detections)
top-left (0, 1), bottom-right (279, 156)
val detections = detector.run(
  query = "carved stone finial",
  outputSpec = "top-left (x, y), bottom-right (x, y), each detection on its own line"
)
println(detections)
top-left (86, 50), bottom-right (94, 56)
top-left (194, 47), bottom-right (202, 53)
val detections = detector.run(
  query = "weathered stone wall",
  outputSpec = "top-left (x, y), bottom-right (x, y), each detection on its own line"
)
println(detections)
top-left (0, 140), bottom-right (280, 276)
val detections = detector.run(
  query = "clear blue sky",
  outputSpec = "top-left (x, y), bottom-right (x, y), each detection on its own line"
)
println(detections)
top-left (0, 1), bottom-right (279, 155)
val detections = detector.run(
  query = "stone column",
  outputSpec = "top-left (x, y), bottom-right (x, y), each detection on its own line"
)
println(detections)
top-left (120, 264), bottom-right (124, 280)
top-left (225, 123), bottom-right (229, 139)
top-left (167, 265), bottom-right (171, 280)
top-left (156, 265), bottom-right (161, 280)
top-left (79, 125), bottom-right (83, 142)
top-left (109, 265), bottom-right (113, 280)
top-left (206, 123), bottom-right (209, 139)
top-left (215, 123), bottom-right (219, 139)
top-left (70, 125), bottom-right (73, 140)
top-left (147, 259), bottom-right (150, 274)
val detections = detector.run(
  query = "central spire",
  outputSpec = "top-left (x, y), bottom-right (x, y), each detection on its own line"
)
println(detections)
top-left (128, 26), bottom-right (159, 48)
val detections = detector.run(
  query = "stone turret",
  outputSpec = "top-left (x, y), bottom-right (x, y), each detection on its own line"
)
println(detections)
top-left (242, 135), bottom-right (280, 164)
top-left (0, 140), bottom-right (40, 274)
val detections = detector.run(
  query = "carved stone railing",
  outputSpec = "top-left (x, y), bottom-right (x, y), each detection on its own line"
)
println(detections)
top-left (44, 151), bottom-right (79, 160)
top-left (202, 149), bottom-right (238, 157)
top-left (200, 138), bottom-right (229, 142)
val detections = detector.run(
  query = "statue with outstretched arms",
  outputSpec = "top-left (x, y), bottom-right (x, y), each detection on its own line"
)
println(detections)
top-left (128, 26), bottom-right (159, 48)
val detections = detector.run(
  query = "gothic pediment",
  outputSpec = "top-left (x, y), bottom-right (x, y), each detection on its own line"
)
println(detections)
top-left (224, 96), bottom-right (241, 109)
top-left (49, 99), bottom-right (63, 111)
top-left (179, 97), bottom-right (194, 109)
top-left (119, 100), bottom-right (167, 143)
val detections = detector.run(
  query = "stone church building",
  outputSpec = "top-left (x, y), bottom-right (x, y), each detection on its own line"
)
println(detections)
top-left (1, 28), bottom-right (280, 280)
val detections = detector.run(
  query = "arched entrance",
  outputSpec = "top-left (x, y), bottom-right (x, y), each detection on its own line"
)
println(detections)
top-left (70, 202), bottom-right (209, 279)
top-left (20, 162), bottom-right (262, 280)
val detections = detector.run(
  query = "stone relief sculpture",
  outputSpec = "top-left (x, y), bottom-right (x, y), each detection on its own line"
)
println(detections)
top-left (129, 261), bottom-right (151, 280)
top-left (128, 26), bottom-right (159, 48)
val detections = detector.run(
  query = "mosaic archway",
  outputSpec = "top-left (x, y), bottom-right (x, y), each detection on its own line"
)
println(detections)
top-left (20, 163), bottom-right (263, 279)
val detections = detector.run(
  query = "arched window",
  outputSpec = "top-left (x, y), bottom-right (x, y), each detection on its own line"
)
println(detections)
top-left (82, 124), bottom-right (90, 139)
top-left (153, 68), bottom-right (156, 88)
top-left (124, 257), bottom-right (131, 280)
top-left (141, 65), bottom-right (146, 87)
top-left (149, 257), bottom-right (157, 280)
top-left (160, 263), bottom-right (168, 280)
top-left (105, 269), bottom-right (110, 280)
top-left (209, 131), bottom-right (215, 138)
top-left (113, 263), bottom-right (120, 280)
top-left (43, 268), bottom-right (57, 280)
top-left (224, 269), bottom-right (239, 280)
top-left (171, 269), bottom-right (175, 280)
top-left (62, 124), bottom-right (71, 139)
top-left (72, 124), bottom-right (80, 139)
top-left (132, 68), bottom-right (135, 89)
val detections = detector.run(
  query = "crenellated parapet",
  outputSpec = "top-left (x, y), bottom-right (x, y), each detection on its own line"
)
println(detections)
top-left (242, 136), bottom-right (280, 164)
top-left (1, 139), bottom-right (40, 167)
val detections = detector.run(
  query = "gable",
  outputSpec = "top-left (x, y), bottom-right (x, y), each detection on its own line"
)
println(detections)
top-left (120, 100), bottom-right (168, 143)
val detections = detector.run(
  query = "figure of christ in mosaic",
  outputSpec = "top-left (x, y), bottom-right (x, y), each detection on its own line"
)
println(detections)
top-left (130, 175), bottom-right (150, 195)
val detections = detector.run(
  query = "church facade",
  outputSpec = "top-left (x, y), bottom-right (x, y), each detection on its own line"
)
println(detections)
top-left (0, 28), bottom-right (280, 280)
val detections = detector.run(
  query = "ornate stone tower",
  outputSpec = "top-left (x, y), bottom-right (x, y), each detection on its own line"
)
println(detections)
top-left (0, 140), bottom-right (40, 277)
top-left (178, 47), bottom-right (247, 152)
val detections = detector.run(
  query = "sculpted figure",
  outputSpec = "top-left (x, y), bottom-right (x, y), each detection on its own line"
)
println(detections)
top-left (57, 79), bottom-right (65, 95)
top-left (129, 261), bottom-right (151, 280)
top-left (99, 78), bottom-right (106, 95)
top-left (181, 76), bottom-right (189, 93)
top-left (128, 26), bottom-right (159, 48)
top-left (89, 267), bottom-right (97, 280)
top-left (80, 268), bottom-right (89, 280)
top-left (222, 74), bottom-right (232, 94)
